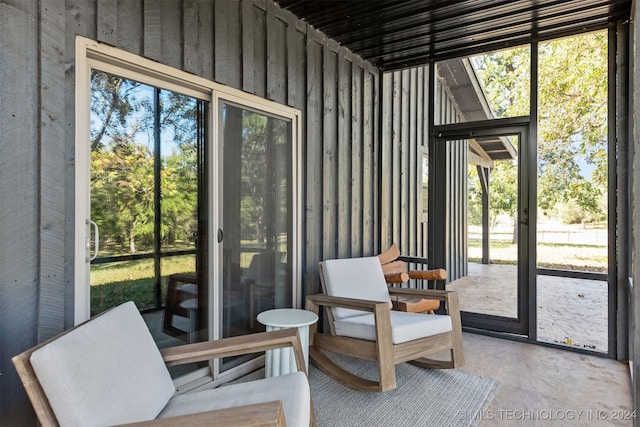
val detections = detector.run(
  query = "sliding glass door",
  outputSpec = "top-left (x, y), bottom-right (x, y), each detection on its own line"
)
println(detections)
top-left (216, 97), bottom-right (297, 372)
top-left (76, 39), bottom-right (301, 384)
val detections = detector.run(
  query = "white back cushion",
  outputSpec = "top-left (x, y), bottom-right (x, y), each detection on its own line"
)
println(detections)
top-left (30, 301), bottom-right (175, 426)
top-left (321, 257), bottom-right (392, 320)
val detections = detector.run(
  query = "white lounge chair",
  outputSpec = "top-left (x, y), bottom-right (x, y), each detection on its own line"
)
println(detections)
top-left (13, 301), bottom-right (315, 426)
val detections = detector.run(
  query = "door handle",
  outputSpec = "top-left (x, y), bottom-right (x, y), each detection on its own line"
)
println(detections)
top-left (217, 228), bottom-right (224, 243)
top-left (519, 208), bottom-right (529, 226)
top-left (86, 219), bottom-right (100, 262)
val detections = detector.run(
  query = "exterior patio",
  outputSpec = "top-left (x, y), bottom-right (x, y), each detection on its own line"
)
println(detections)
top-left (2, 0), bottom-right (640, 425)
top-left (449, 263), bottom-right (609, 352)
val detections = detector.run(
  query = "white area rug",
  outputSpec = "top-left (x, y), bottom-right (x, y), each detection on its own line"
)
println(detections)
top-left (309, 353), bottom-right (499, 427)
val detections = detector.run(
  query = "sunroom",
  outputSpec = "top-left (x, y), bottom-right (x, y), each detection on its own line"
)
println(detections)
top-left (1, 0), bottom-right (638, 424)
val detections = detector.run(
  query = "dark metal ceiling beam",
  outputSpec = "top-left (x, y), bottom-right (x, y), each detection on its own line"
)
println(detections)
top-left (362, 7), bottom-right (615, 63)
top-left (273, 0), bottom-right (632, 71)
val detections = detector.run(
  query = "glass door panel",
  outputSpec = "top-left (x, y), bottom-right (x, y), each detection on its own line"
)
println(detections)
top-left (219, 101), bottom-right (293, 372)
top-left (440, 124), bottom-right (529, 334)
top-left (89, 70), bottom-right (208, 376)
top-left (536, 31), bottom-right (609, 353)
top-left (460, 135), bottom-right (520, 319)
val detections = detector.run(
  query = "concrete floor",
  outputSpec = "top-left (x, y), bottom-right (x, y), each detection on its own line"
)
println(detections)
top-left (145, 309), bottom-right (633, 425)
top-left (145, 266), bottom-right (632, 426)
top-left (459, 332), bottom-right (633, 426)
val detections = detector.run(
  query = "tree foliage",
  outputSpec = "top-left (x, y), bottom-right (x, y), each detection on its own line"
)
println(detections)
top-left (470, 31), bottom-right (608, 224)
top-left (90, 71), bottom-right (199, 254)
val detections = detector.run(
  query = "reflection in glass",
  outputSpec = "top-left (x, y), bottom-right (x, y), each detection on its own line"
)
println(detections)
top-left (220, 102), bottom-right (292, 371)
top-left (451, 135), bottom-right (519, 319)
top-left (435, 46), bottom-right (530, 125)
top-left (90, 70), bottom-right (208, 373)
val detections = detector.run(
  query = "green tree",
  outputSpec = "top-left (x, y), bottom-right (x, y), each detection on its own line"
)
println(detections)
top-left (472, 31), bottom-right (607, 224)
top-left (91, 141), bottom-right (155, 253)
top-left (90, 72), bottom-right (200, 254)
top-left (468, 160), bottom-right (519, 241)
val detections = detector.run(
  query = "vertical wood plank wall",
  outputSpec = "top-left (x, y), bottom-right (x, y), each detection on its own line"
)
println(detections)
top-left (0, 0), bottom-right (378, 423)
top-left (380, 67), bottom-right (429, 257)
top-left (0, 1), bottom-right (40, 424)
top-left (432, 71), bottom-right (469, 281)
top-left (380, 65), bottom-right (468, 283)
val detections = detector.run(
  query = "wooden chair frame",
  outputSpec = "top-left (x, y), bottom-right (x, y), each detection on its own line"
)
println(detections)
top-left (378, 244), bottom-right (447, 314)
top-left (305, 262), bottom-right (464, 392)
top-left (13, 322), bottom-right (316, 427)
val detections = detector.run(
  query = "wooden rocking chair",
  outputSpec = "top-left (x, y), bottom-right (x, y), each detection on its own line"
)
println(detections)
top-left (305, 256), bottom-right (464, 392)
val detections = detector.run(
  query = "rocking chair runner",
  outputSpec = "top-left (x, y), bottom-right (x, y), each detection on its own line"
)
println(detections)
top-left (306, 256), bottom-right (464, 392)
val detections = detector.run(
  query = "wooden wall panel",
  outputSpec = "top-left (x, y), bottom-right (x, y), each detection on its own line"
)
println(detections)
top-left (243, 0), bottom-right (267, 97)
top-left (430, 72), bottom-right (468, 281)
top-left (408, 68), bottom-right (417, 255)
top-left (160, 0), bottom-right (183, 70)
top-left (39, 0), bottom-right (67, 342)
top-left (214, 0), bottom-right (242, 88)
top-left (286, 18), bottom-right (306, 110)
top-left (380, 66), bottom-right (429, 258)
top-left (351, 66), bottom-right (363, 256)
top-left (184, 0), bottom-right (213, 79)
top-left (322, 40), bottom-right (339, 261)
top-left (391, 73), bottom-right (401, 246)
top-left (304, 30), bottom-right (324, 295)
top-left (380, 72), bottom-right (393, 248)
top-left (631, 0), bottom-right (640, 410)
top-left (302, 27), bottom-right (380, 294)
top-left (143, 0), bottom-right (161, 61)
top-left (0, 2), bottom-right (39, 424)
top-left (337, 52), bottom-right (352, 258)
top-left (267, 2), bottom-right (287, 104)
top-left (362, 70), bottom-right (378, 256)
top-left (117, 0), bottom-right (143, 56)
top-left (97, 0), bottom-right (117, 45)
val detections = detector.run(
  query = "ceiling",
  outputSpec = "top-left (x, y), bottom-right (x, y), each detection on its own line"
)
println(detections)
top-left (274, 0), bottom-right (632, 71)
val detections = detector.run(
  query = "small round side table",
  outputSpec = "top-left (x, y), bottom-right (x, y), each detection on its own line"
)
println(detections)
top-left (256, 308), bottom-right (318, 377)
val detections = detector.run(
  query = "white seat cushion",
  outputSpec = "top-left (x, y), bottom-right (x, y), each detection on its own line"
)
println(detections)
top-left (30, 301), bottom-right (175, 426)
top-left (334, 311), bottom-right (452, 344)
top-left (321, 257), bottom-right (392, 320)
top-left (158, 372), bottom-right (310, 426)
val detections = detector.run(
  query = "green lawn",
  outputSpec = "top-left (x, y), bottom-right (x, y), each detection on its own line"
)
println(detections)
top-left (91, 239), bottom-right (607, 314)
top-left (468, 239), bottom-right (607, 272)
top-left (90, 255), bottom-right (195, 315)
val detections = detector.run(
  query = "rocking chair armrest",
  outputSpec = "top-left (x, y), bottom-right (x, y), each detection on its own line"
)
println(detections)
top-left (160, 328), bottom-right (307, 373)
top-left (384, 272), bottom-right (410, 284)
top-left (387, 288), bottom-right (460, 312)
top-left (305, 294), bottom-right (390, 313)
top-left (387, 287), bottom-right (449, 300)
top-left (120, 401), bottom-right (286, 427)
top-left (407, 268), bottom-right (447, 281)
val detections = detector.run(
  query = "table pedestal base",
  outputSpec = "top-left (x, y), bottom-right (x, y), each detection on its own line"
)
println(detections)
top-left (257, 308), bottom-right (318, 378)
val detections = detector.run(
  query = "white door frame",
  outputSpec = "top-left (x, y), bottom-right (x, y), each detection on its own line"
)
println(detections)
top-left (74, 36), bottom-right (302, 381)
